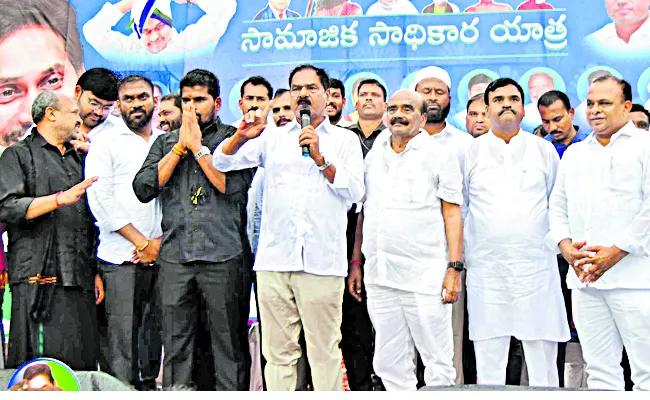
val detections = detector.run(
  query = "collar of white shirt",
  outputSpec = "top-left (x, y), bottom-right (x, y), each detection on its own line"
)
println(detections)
top-left (594, 16), bottom-right (650, 44)
top-left (584, 120), bottom-right (637, 145)
top-left (377, 129), bottom-right (429, 152)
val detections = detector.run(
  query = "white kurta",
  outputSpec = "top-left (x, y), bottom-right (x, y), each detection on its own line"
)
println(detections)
top-left (463, 130), bottom-right (569, 342)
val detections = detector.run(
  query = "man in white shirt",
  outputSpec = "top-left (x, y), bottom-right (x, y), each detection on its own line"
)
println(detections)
top-left (546, 76), bottom-right (650, 391)
top-left (585, 0), bottom-right (650, 53)
top-left (83, 0), bottom-right (236, 62)
top-left (360, 89), bottom-right (463, 390)
top-left (366, 0), bottom-right (419, 15)
top-left (464, 78), bottom-right (569, 387)
top-left (411, 65), bottom-right (472, 384)
top-left (85, 75), bottom-right (163, 389)
top-left (69, 68), bottom-right (121, 152)
top-left (213, 64), bottom-right (365, 391)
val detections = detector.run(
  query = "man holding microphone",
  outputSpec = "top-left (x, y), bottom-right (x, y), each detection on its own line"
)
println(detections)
top-left (213, 64), bottom-right (365, 391)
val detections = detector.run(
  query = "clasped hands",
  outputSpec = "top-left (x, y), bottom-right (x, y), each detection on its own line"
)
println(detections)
top-left (176, 103), bottom-right (203, 155)
top-left (559, 239), bottom-right (628, 285)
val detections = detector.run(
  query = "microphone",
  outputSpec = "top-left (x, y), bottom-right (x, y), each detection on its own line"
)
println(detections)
top-left (300, 105), bottom-right (311, 157)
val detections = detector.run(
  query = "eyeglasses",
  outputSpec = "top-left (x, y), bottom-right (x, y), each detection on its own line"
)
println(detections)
top-left (84, 92), bottom-right (113, 113)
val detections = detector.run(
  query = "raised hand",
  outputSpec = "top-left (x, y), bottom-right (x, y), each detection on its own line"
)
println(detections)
top-left (237, 99), bottom-right (274, 140)
top-left (57, 176), bottom-right (98, 206)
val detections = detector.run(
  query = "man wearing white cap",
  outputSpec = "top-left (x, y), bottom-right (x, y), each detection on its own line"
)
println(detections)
top-left (83, 0), bottom-right (236, 60)
top-left (410, 65), bottom-right (472, 384)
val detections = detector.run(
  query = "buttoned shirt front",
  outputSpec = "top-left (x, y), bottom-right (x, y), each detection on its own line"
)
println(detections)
top-left (213, 118), bottom-right (365, 277)
top-left (362, 131), bottom-right (463, 294)
top-left (85, 125), bottom-right (163, 265)
top-left (546, 122), bottom-right (650, 289)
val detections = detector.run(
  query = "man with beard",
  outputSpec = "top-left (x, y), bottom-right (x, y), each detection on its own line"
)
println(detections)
top-left (0, 91), bottom-right (102, 370)
top-left (325, 79), bottom-right (346, 126)
top-left (158, 93), bottom-right (182, 132)
top-left (537, 90), bottom-right (588, 387)
top-left (133, 69), bottom-right (254, 390)
top-left (411, 65), bottom-right (472, 385)
top-left (465, 94), bottom-right (491, 138)
top-left (313, 0), bottom-right (363, 16)
top-left (85, 75), bottom-right (163, 389)
top-left (0, 0), bottom-right (85, 148)
top-left (464, 78), bottom-right (569, 387)
top-left (69, 68), bottom-right (120, 152)
top-left (345, 79), bottom-right (387, 391)
top-left (214, 64), bottom-right (364, 391)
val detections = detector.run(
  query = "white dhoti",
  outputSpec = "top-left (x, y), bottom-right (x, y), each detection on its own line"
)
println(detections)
top-left (573, 287), bottom-right (650, 391)
top-left (366, 284), bottom-right (455, 391)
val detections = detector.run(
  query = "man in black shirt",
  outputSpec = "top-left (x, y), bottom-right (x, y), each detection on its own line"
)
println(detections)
top-left (133, 69), bottom-right (254, 390)
top-left (344, 78), bottom-right (387, 391)
top-left (0, 91), bottom-right (101, 370)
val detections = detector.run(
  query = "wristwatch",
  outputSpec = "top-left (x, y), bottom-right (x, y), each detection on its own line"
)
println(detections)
top-left (317, 156), bottom-right (332, 171)
top-left (447, 261), bottom-right (465, 272)
top-left (194, 146), bottom-right (211, 161)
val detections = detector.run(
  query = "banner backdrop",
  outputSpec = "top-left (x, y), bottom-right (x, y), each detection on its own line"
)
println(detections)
top-left (2, 0), bottom-right (650, 144)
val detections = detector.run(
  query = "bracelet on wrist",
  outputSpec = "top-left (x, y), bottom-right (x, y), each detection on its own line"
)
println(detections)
top-left (54, 191), bottom-right (63, 207)
top-left (137, 240), bottom-right (150, 252)
top-left (349, 260), bottom-right (361, 267)
top-left (172, 144), bottom-right (187, 156)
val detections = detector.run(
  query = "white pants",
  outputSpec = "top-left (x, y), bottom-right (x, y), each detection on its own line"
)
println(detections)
top-left (366, 284), bottom-right (455, 391)
top-left (573, 287), bottom-right (650, 391)
top-left (474, 336), bottom-right (558, 387)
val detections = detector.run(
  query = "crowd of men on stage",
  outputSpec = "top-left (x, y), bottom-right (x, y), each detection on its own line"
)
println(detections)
top-left (0, 60), bottom-right (649, 392)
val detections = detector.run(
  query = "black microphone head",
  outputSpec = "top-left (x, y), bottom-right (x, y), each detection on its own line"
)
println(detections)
top-left (299, 104), bottom-right (311, 117)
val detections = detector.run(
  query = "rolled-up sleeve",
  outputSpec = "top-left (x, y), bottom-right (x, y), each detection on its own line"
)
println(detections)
top-left (133, 135), bottom-right (165, 204)
top-left (614, 145), bottom-right (650, 257)
top-left (546, 154), bottom-right (572, 253)
top-left (326, 133), bottom-right (365, 203)
top-left (213, 135), bottom-right (264, 172)
top-left (0, 148), bottom-right (34, 224)
top-left (85, 141), bottom-right (130, 233)
top-left (436, 149), bottom-right (463, 206)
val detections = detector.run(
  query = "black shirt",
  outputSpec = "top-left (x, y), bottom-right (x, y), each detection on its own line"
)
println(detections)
top-left (132, 119), bottom-right (254, 264)
top-left (346, 121), bottom-right (387, 158)
top-left (0, 129), bottom-right (96, 289)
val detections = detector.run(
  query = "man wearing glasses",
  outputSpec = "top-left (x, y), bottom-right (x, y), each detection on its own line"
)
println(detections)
top-left (70, 68), bottom-right (120, 152)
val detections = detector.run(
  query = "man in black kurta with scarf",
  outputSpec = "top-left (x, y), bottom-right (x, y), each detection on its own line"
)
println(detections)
top-left (0, 91), bottom-right (102, 370)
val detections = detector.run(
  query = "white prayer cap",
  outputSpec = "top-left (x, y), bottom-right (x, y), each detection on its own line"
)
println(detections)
top-left (410, 66), bottom-right (452, 91)
top-left (129, 0), bottom-right (173, 38)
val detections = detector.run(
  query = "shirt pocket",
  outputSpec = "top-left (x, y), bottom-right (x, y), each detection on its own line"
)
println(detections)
top-left (390, 170), bottom-right (430, 208)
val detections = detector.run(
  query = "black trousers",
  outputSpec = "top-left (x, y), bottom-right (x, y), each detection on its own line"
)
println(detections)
top-left (98, 262), bottom-right (161, 388)
top-left (159, 256), bottom-right (251, 390)
top-left (0, 288), bottom-right (5, 367)
top-left (7, 284), bottom-right (98, 370)
top-left (556, 255), bottom-right (572, 387)
top-left (341, 208), bottom-right (375, 391)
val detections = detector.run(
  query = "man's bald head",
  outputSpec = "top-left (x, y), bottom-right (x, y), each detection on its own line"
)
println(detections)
top-left (528, 73), bottom-right (555, 106)
top-left (387, 89), bottom-right (428, 137)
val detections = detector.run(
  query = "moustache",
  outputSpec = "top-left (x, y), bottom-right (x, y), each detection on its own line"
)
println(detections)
top-left (550, 130), bottom-right (564, 136)
top-left (426, 100), bottom-right (440, 108)
top-left (298, 98), bottom-right (311, 106)
top-left (390, 117), bottom-right (409, 126)
top-left (326, 102), bottom-right (338, 109)
top-left (277, 117), bottom-right (292, 125)
top-left (247, 106), bottom-right (259, 113)
top-left (130, 107), bottom-right (146, 116)
top-left (499, 108), bottom-right (516, 116)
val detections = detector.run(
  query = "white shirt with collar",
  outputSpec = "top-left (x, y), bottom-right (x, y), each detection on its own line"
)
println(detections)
top-left (82, 0), bottom-right (235, 61)
top-left (213, 118), bottom-right (365, 277)
top-left (366, 0), bottom-right (419, 15)
top-left (586, 16), bottom-right (650, 53)
top-left (85, 124), bottom-right (164, 265)
top-left (362, 130), bottom-right (463, 294)
top-left (546, 121), bottom-right (650, 290)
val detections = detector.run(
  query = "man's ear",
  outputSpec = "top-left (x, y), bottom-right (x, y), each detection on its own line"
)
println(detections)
top-left (215, 97), bottom-right (222, 112)
top-left (73, 86), bottom-right (82, 101)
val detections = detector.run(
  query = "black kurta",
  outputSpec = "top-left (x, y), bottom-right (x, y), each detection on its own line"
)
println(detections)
top-left (0, 129), bottom-right (98, 370)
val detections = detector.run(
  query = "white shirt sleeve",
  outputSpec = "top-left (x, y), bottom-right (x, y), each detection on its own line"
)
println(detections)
top-left (212, 134), bottom-right (264, 172)
top-left (325, 132), bottom-right (365, 204)
top-left (436, 149), bottom-right (463, 206)
top-left (615, 144), bottom-right (650, 257)
top-left (545, 141), bottom-right (560, 199)
top-left (176, 0), bottom-right (237, 52)
top-left (545, 150), bottom-right (572, 253)
top-left (85, 138), bottom-right (132, 233)
top-left (82, 3), bottom-right (142, 56)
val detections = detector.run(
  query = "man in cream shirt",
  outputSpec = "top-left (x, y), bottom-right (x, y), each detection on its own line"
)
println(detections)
top-left (547, 76), bottom-right (650, 391)
top-left (585, 0), bottom-right (650, 54)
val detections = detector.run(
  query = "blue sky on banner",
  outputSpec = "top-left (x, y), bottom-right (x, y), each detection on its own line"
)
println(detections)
top-left (70, 1), bottom-right (650, 125)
